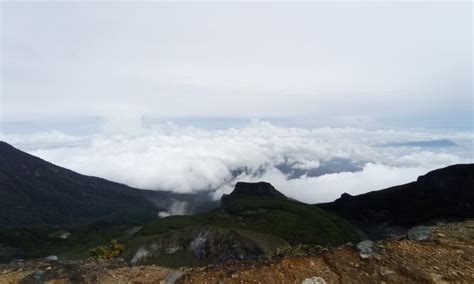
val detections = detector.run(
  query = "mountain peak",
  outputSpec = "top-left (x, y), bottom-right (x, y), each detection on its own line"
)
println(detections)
top-left (221, 182), bottom-right (287, 206)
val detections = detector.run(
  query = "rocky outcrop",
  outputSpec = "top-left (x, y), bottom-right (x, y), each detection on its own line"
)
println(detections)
top-left (221, 182), bottom-right (287, 206)
top-left (126, 227), bottom-right (271, 266)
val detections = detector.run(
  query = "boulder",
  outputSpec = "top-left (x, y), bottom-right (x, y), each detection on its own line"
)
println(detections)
top-left (356, 240), bottom-right (374, 259)
top-left (408, 226), bottom-right (432, 241)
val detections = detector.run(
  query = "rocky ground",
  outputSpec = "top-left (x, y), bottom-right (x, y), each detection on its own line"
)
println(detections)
top-left (1, 220), bottom-right (473, 284)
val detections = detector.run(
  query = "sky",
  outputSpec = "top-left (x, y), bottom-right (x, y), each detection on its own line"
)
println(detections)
top-left (0, 2), bottom-right (473, 204)
top-left (1, 1), bottom-right (472, 130)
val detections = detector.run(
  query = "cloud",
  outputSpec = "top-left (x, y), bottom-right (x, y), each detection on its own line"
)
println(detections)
top-left (239, 163), bottom-right (435, 203)
top-left (2, 121), bottom-right (473, 203)
top-left (158, 201), bottom-right (189, 218)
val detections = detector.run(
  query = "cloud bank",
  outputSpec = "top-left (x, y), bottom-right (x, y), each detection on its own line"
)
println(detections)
top-left (2, 121), bottom-right (473, 203)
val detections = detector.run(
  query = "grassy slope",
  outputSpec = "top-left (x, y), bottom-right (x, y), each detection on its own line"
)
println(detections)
top-left (0, 223), bottom-right (141, 260)
top-left (138, 197), bottom-right (360, 246)
top-left (0, 197), bottom-right (360, 262)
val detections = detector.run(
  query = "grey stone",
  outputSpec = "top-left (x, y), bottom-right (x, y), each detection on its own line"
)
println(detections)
top-left (45, 255), bottom-right (58, 261)
top-left (163, 270), bottom-right (185, 284)
top-left (408, 226), bottom-right (432, 241)
top-left (356, 240), bottom-right (374, 259)
top-left (302, 276), bottom-right (326, 284)
top-left (34, 270), bottom-right (45, 279)
top-left (381, 269), bottom-right (396, 276)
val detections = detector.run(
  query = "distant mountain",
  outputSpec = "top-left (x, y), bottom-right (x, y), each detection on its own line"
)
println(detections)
top-left (221, 182), bottom-right (287, 205)
top-left (0, 141), bottom-right (217, 228)
top-left (382, 139), bottom-right (457, 147)
top-left (276, 158), bottom-right (363, 179)
top-left (317, 164), bottom-right (474, 237)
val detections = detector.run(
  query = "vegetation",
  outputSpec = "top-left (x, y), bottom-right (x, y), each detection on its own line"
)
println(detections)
top-left (0, 187), bottom-right (360, 266)
top-left (0, 223), bottom-right (132, 260)
top-left (139, 197), bottom-right (360, 246)
top-left (89, 239), bottom-right (125, 259)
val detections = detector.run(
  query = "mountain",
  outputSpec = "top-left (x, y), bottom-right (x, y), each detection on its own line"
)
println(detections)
top-left (221, 181), bottom-right (287, 205)
top-left (317, 164), bottom-right (474, 237)
top-left (0, 141), bottom-right (217, 228)
top-left (122, 182), bottom-right (360, 266)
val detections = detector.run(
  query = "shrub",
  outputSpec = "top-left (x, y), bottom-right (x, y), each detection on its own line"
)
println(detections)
top-left (89, 239), bottom-right (125, 259)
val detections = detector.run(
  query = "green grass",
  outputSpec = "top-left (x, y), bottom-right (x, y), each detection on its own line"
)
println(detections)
top-left (139, 197), bottom-right (360, 246)
top-left (0, 223), bottom-right (135, 260)
top-left (0, 197), bottom-right (360, 263)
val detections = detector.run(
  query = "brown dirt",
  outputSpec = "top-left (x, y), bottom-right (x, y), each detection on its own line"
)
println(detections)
top-left (1, 220), bottom-right (473, 283)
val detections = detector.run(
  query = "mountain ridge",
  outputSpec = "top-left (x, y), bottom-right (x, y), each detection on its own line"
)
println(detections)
top-left (0, 141), bottom-right (217, 227)
top-left (317, 163), bottom-right (474, 237)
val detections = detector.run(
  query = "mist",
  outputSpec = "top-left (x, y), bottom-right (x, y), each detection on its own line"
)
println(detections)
top-left (2, 120), bottom-right (472, 203)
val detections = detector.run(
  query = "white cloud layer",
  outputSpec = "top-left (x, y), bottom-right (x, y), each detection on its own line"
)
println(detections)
top-left (2, 121), bottom-right (473, 203)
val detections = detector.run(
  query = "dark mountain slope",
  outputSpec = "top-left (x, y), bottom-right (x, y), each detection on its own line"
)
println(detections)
top-left (0, 141), bottom-right (161, 227)
top-left (317, 164), bottom-right (474, 234)
top-left (0, 141), bottom-right (217, 228)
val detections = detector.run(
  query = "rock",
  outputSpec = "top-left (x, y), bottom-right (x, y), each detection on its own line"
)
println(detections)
top-left (428, 273), bottom-right (445, 283)
top-left (45, 255), bottom-right (58, 261)
top-left (34, 270), bottom-right (45, 279)
top-left (380, 269), bottom-right (395, 276)
top-left (162, 270), bottom-right (185, 284)
top-left (408, 226), bottom-right (432, 241)
top-left (164, 246), bottom-right (181, 254)
top-left (130, 247), bottom-right (149, 265)
top-left (356, 240), bottom-right (374, 259)
top-left (302, 276), bottom-right (326, 284)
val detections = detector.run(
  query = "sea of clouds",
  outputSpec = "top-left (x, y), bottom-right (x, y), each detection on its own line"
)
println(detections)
top-left (2, 120), bottom-right (473, 203)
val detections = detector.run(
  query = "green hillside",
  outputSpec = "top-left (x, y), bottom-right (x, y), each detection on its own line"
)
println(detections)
top-left (121, 196), bottom-right (360, 266)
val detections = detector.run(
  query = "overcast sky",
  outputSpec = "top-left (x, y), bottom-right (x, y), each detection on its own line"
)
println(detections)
top-left (1, 1), bottom-right (472, 132)
top-left (0, 2), bottom-right (473, 204)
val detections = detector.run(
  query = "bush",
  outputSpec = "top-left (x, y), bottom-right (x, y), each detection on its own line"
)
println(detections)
top-left (276, 243), bottom-right (324, 257)
top-left (89, 239), bottom-right (125, 259)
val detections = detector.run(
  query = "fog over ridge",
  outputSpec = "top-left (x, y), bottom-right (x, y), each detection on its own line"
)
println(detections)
top-left (2, 121), bottom-right (472, 203)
